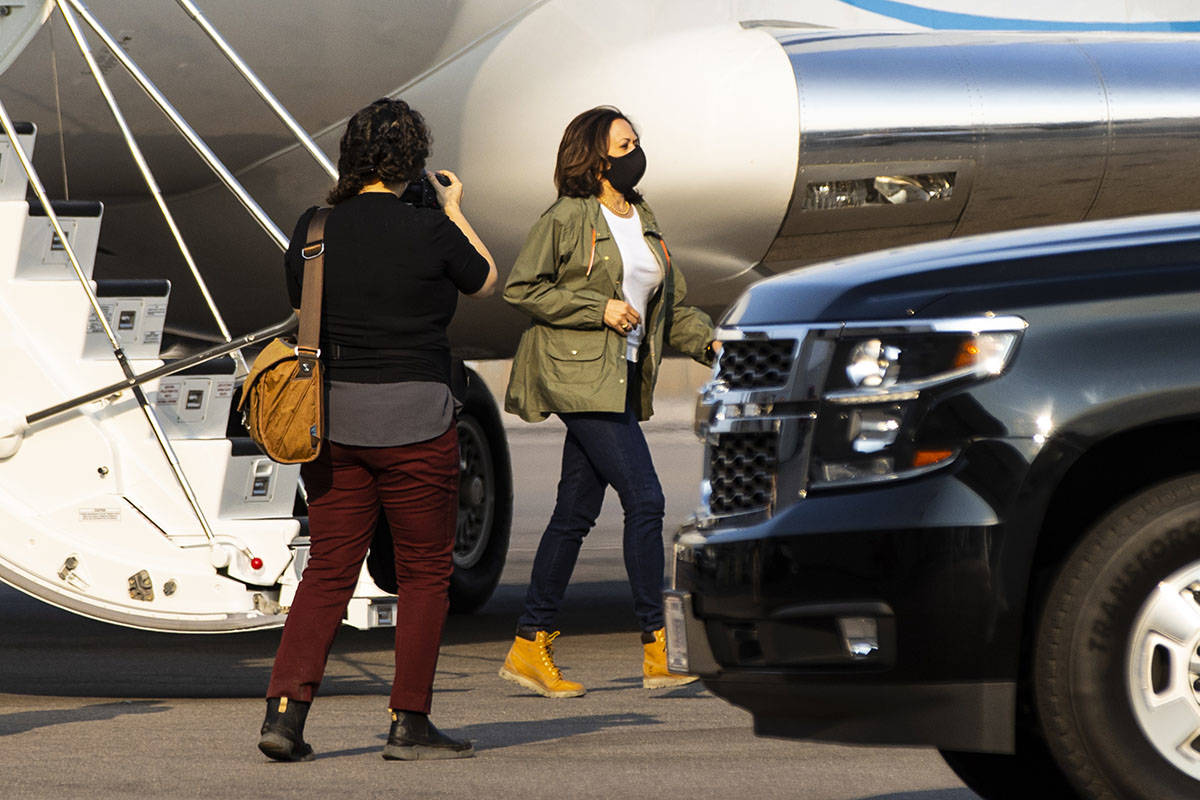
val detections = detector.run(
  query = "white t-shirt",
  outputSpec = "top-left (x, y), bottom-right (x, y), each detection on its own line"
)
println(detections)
top-left (600, 204), bottom-right (663, 361)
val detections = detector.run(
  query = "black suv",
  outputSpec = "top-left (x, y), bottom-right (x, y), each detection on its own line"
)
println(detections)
top-left (667, 212), bottom-right (1200, 800)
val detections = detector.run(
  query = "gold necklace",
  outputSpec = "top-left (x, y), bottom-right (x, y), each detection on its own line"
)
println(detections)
top-left (600, 196), bottom-right (633, 218)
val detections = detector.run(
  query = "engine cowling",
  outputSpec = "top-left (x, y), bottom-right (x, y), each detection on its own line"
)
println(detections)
top-left (762, 29), bottom-right (1200, 272)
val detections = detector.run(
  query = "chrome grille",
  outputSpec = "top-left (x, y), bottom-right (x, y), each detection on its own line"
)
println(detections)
top-left (716, 339), bottom-right (796, 390)
top-left (708, 432), bottom-right (778, 515)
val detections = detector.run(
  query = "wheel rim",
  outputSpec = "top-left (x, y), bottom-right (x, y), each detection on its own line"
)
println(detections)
top-left (454, 416), bottom-right (494, 570)
top-left (1126, 559), bottom-right (1200, 780)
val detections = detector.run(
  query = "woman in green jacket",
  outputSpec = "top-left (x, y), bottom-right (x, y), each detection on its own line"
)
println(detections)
top-left (500, 106), bottom-right (717, 697)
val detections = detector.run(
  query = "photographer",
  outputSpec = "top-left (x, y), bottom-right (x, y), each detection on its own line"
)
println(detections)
top-left (258, 98), bottom-right (495, 762)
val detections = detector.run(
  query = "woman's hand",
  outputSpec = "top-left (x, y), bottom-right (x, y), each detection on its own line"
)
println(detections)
top-left (428, 168), bottom-right (464, 210)
top-left (604, 299), bottom-right (640, 335)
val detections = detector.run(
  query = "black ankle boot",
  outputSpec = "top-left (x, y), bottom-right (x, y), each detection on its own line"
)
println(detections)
top-left (382, 710), bottom-right (473, 760)
top-left (258, 697), bottom-right (315, 762)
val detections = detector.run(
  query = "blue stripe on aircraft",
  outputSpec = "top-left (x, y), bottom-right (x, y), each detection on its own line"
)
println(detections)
top-left (838, 0), bottom-right (1200, 32)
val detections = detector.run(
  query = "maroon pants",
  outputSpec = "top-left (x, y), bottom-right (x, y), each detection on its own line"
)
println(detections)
top-left (266, 426), bottom-right (459, 713)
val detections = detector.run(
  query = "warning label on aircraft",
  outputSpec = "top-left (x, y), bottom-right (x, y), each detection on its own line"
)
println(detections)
top-left (157, 380), bottom-right (180, 405)
top-left (78, 507), bottom-right (121, 522)
top-left (86, 302), bottom-right (116, 334)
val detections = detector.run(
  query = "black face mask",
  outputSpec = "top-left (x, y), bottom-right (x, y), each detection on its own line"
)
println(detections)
top-left (605, 146), bottom-right (646, 194)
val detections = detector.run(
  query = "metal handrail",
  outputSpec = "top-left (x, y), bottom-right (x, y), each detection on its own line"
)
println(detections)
top-left (172, 0), bottom-right (338, 181)
top-left (25, 315), bottom-right (297, 426)
top-left (54, 0), bottom-right (246, 373)
top-left (62, 0), bottom-right (288, 249)
top-left (3, 4), bottom-right (339, 552)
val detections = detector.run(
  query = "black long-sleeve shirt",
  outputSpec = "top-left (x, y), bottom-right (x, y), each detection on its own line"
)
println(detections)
top-left (285, 192), bottom-right (489, 384)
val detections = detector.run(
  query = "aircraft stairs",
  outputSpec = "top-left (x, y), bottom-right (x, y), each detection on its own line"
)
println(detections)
top-left (0, 4), bottom-right (405, 633)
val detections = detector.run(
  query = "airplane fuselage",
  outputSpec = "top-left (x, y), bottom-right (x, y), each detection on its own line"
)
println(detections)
top-left (2, 0), bottom-right (1199, 354)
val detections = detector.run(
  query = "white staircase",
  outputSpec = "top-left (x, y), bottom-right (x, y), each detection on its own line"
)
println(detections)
top-left (0, 123), bottom-right (395, 632)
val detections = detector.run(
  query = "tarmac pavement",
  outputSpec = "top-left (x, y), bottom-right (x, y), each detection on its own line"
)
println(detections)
top-left (0, 410), bottom-right (981, 800)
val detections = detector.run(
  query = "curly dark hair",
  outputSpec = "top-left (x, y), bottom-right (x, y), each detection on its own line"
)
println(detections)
top-left (327, 98), bottom-right (431, 205)
top-left (554, 106), bottom-right (642, 204)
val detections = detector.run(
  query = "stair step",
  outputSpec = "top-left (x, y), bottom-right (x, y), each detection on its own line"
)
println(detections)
top-left (16, 199), bottom-right (103, 281)
top-left (229, 436), bottom-right (265, 457)
top-left (96, 278), bottom-right (170, 297)
top-left (83, 278), bottom-right (170, 360)
top-left (0, 121), bottom-right (35, 201)
top-left (152, 355), bottom-right (237, 439)
top-left (170, 436), bottom-right (299, 521)
top-left (29, 199), bottom-right (103, 217)
top-left (275, 529), bottom-right (396, 630)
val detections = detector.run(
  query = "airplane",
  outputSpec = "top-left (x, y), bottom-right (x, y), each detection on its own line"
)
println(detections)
top-left (1, 0), bottom-right (1199, 633)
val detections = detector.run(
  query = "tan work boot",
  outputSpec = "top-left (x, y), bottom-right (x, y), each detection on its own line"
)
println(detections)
top-left (499, 630), bottom-right (586, 698)
top-left (643, 628), bottom-right (699, 689)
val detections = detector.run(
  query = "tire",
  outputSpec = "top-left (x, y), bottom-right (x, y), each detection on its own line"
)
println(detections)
top-left (1035, 473), bottom-right (1200, 800)
top-left (343, 367), bottom-right (511, 612)
top-left (940, 738), bottom-right (1077, 800)
top-left (364, 410), bottom-right (511, 608)
top-left (448, 368), bottom-right (512, 613)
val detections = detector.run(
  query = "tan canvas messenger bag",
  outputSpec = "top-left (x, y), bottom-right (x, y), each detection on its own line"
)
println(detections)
top-left (238, 207), bottom-right (331, 464)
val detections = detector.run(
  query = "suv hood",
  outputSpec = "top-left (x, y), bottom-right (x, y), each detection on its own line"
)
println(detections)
top-left (724, 212), bottom-right (1200, 326)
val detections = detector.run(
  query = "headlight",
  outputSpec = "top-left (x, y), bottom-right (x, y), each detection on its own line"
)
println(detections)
top-left (812, 316), bottom-right (1025, 487)
top-left (828, 326), bottom-right (1022, 401)
top-left (845, 339), bottom-right (901, 388)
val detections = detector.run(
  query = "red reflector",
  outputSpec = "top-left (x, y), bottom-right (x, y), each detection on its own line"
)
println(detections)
top-left (912, 449), bottom-right (954, 468)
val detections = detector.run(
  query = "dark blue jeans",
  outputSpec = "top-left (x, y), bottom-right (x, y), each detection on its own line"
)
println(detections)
top-left (518, 363), bottom-right (666, 633)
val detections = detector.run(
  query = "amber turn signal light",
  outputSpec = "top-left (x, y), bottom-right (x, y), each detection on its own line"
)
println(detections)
top-left (912, 449), bottom-right (955, 468)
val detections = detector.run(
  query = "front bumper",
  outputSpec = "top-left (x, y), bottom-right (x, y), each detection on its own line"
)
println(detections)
top-left (669, 470), bottom-right (1025, 752)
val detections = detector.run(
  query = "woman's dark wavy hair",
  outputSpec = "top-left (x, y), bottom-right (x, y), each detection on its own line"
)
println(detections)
top-left (554, 105), bottom-right (642, 204)
top-left (327, 98), bottom-right (431, 205)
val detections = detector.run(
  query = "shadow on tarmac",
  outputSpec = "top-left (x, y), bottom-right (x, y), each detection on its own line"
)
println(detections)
top-left (458, 711), bottom-right (661, 751)
top-left (860, 792), bottom-right (974, 800)
top-left (312, 712), bottom-right (663, 759)
top-left (0, 700), bottom-right (168, 736)
top-left (0, 578), bottom-right (641, 698)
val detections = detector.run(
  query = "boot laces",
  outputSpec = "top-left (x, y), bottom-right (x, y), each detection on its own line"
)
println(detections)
top-left (539, 631), bottom-right (564, 679)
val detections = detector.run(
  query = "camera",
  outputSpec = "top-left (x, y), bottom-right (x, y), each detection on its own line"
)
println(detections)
top-left (399, 172), bottom-right (451, 208)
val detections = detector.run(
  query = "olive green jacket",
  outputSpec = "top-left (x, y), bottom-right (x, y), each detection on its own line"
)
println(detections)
top-left (503, 196), bottom-right (714, 422)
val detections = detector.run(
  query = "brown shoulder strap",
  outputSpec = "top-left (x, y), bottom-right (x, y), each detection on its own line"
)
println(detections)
top-left (296, 207), bottom-right (332, 351)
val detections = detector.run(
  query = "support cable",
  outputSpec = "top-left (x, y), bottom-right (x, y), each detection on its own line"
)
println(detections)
top-left (48, 18), bottom-right (69, 200)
